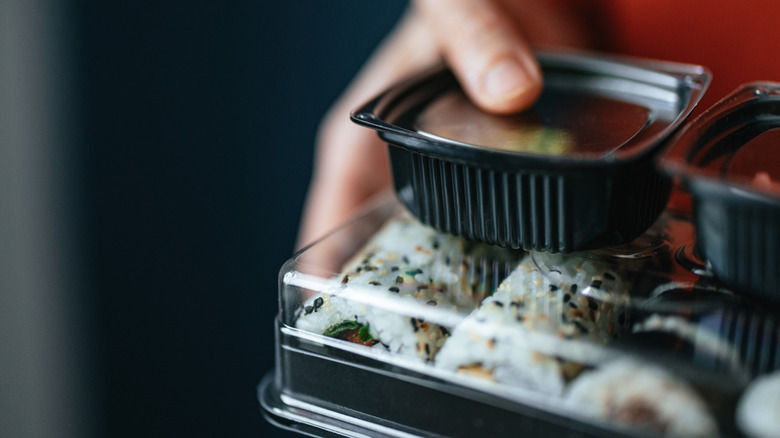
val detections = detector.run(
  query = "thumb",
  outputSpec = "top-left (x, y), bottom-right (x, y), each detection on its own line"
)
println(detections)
top-left (416, 0), bottom-right (542, 114)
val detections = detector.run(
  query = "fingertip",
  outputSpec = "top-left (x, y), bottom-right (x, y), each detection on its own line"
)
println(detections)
top-left (471, 57), bottom-right (543, 114)
top-left (416, 0), bottom-right (543, 114)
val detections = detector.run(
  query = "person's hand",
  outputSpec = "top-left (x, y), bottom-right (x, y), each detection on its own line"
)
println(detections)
top-left (298, 0), bottom-right (597, 251)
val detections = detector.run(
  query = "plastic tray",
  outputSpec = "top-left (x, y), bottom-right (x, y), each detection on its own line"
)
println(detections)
top-left (351, 51), bottom-right (710, 252)
top-left (661, 82), bottom-right (780, 301)
top-left (260, 194), bottom-right (780, 438)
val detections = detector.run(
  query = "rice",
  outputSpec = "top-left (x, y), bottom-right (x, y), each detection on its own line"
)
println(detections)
top-left (296, 214), bottom-right (510, 361)
top-left (435, 253), bottom-right (629, 393)
top-left (564, 359), bottom-right (718, 437)
top-left (736, 370), bottom-right (780, 438)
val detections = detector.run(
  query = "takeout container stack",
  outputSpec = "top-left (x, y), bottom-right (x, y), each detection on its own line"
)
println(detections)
top-left (261, 50), bottom-right (780, 438)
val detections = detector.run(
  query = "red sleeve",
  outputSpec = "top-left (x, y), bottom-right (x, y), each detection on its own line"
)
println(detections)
top-left (598, 0), bottom-right (780, 112)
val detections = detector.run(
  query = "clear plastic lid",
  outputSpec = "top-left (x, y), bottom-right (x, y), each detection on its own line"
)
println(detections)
top-left (416, 87), bottom-right (652, 158)
top-left (353, 51), bottom-right (711, 166)
top-left (274, 194), bottom-right (775, 437)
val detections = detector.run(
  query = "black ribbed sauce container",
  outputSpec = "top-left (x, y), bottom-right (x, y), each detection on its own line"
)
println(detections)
top-left (662, 82), bottom-right (780, 301)
top-left (354, 51), bottom-right (710, 252)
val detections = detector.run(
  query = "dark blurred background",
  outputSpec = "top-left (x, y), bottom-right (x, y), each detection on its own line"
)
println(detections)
top-left (1, 1), bottom-right (406, 437)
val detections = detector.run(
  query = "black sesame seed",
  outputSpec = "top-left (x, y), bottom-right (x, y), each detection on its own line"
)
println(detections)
top-left (570, 284), bottom-right (578, 294)
top-left (356, 267), bottom-right (362, 273)
top-left (445, 256), bottom-right (451, 266)
top-left (510, 301), bottom-right (520, 307)
top-left (410, 319), bottom-right (419, 332)
top-left (440, 326), bottom-right (449, 336)
top-left (427, 300), bottom-right (437, 306)
top-left (391, 266), bottom-right (399, 272)
top-left (389, 286), bottom-right (400, 293)
top-left (563, 293), bottom-right (571, 303)
top-left (604, 272), bottom-right (616, 280)
top-left (304, 306), bottom-right (314, 315)
top-left (313, 297), bottom-right (324, 310)
top-left (573, 320), bottom-right (589, 333)
top-left (512, 300), bottom-right (525, 308)
top-left (416, 285), bottom-right (429, 291)
top-left (569, 301), bottom-right (578, 309)
top-left (425, 344), bottom-right (430, 355)
top-left (396, 276), bottom-right (404, 284)
top-left (493, 301), bottom-right (504, 307)
top-left (587, 299), bottom-right (598, 310)
top-left (549, 285), bottom-right (559, 292)
top-left (591, 280), bottom-right (602, 289)
top-left (402, 256), bottom-right (410, 264)
top-left (369, 281), bottom-right (381, 286)
top-left (432, 240), bottom-right (440, 250)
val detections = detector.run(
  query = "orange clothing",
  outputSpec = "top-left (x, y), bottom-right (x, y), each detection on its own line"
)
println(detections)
top-left (600, 0), bottom-right (780, 113)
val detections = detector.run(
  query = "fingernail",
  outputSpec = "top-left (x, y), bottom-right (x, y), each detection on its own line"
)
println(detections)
top-left (484, 59), bottom-right (530, 102)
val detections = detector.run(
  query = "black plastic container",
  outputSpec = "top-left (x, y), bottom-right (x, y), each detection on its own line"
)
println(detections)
top-left (661, 82), bottom-right (780, 301)
top-left (352, 51), bottom-right (710, 252)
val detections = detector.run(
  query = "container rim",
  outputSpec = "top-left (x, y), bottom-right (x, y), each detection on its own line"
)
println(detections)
top-left (660, 81), bottom-right (780, 203)
top-left (352, 49), bottom-right (711, 172)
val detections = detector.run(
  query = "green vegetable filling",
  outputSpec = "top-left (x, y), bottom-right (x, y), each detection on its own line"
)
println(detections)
top-left (358, 325), bottom-right (372, 343)
top-left (323, 320), bottom-right (375, 343)
top-left (323, 320), bottom-right (360, 337)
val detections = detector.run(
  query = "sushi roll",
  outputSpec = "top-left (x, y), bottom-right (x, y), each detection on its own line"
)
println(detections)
top-left (631, 307), bottom-right (780, 379)
top-left (434, 254), bottom-right (630, 394)
top-left (631, 313), bottom-right (742, 370)
top-left (565, 359), bottom-right (718, 437)
top-left (296, 214), bottom-right (514, 361)
top-left (736, 370), bottom-right (780, 438)
top-left (502, 253), bottom-right (630, 344)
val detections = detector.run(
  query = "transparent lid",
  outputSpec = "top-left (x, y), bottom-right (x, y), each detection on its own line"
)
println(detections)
top-left (352, 51), bottom-right (711, 167)
top-left (277, 194), bottom-right (777, 437)
top-left (415, 87), bottom-right (652, 158)
top-left (662, 82), bottom-right (780, 198)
